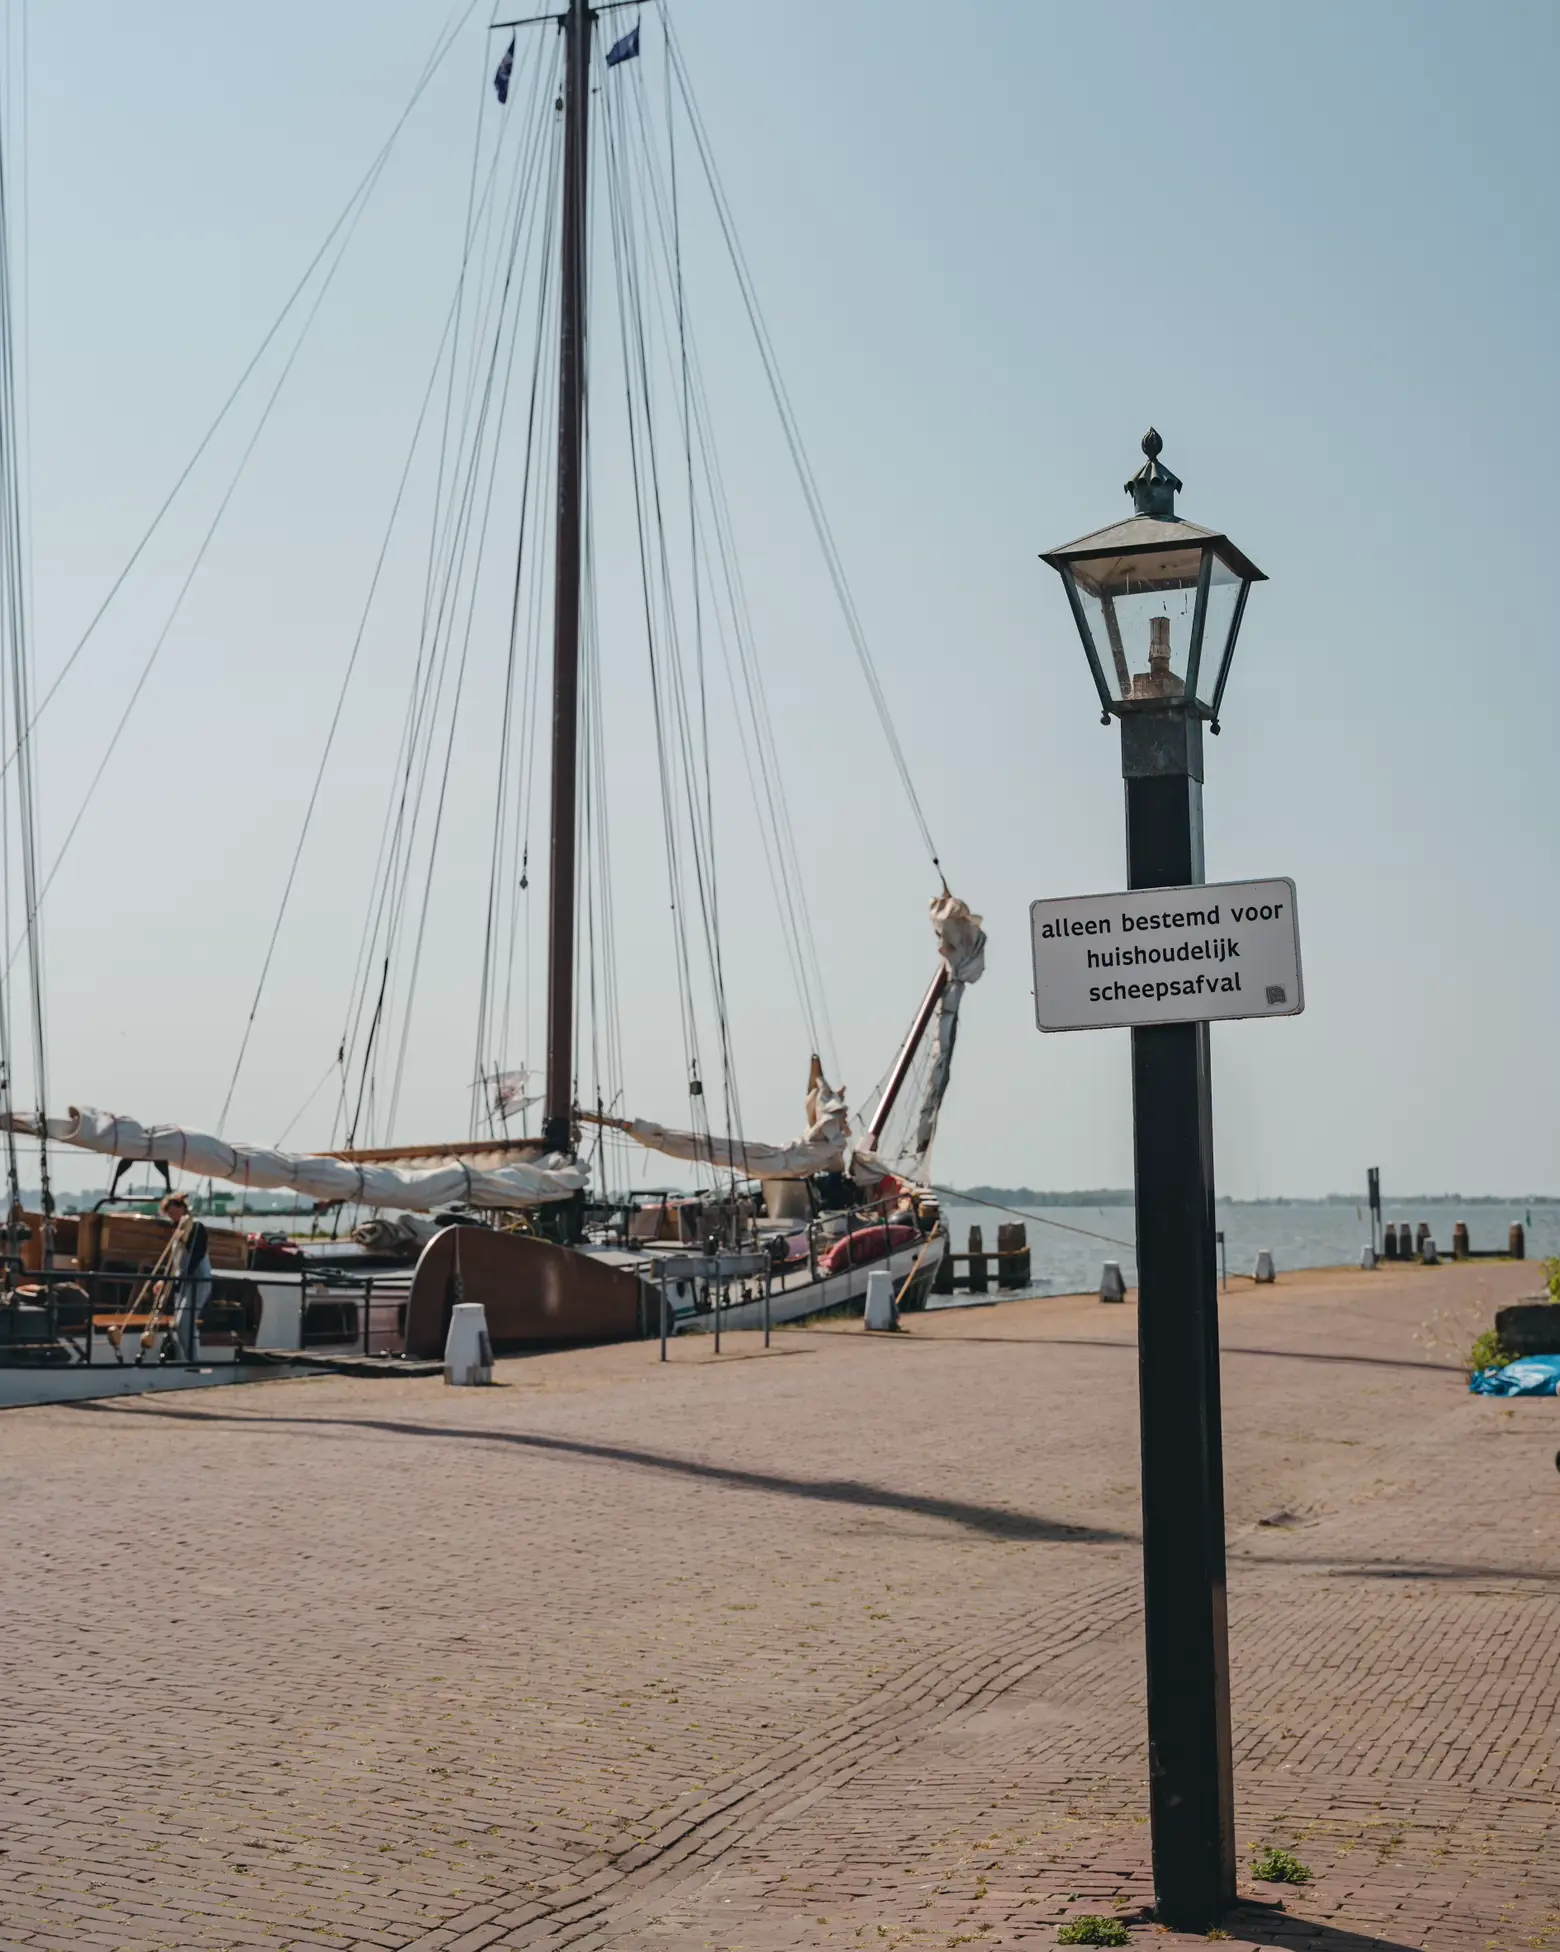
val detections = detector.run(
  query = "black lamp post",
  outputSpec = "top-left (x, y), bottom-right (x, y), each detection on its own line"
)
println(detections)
top-left (1042, 432), bottom-right (1266, 1933)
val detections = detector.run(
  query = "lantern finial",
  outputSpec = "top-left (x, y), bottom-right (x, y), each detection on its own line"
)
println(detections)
top-left (1126, 428), bottom-right (1182, 521)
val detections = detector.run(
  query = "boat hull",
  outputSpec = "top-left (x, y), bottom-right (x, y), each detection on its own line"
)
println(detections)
top-left (402, 1227), bottom-right (650, 1358)
top-left (401, 1225), bottom-right (947, 1355)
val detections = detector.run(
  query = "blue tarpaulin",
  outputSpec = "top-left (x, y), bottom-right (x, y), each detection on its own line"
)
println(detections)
top-left (1470, 1354), bottom-right (1560, 1396)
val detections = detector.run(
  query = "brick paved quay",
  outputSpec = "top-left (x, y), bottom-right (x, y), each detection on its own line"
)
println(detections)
top-left (1, 1259), bottom-right (1556, 1952)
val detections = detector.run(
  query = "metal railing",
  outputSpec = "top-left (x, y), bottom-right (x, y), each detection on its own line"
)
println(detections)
top-left (0, 1266), bottom-right (286, 1368)
top-left (645, 1192), bottom-right (941, 1357)
top-left (0, 1265), bottom-right (415, 1367)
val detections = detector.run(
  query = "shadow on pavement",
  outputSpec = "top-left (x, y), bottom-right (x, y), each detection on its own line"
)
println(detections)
top-left (918, 1333), bottom-right (1465, 1376)
top-left (75, 1400), bottom-right (1127, 1544)
top-left (1234, 1553), bottom-right (1560, 1585)
top-left (1214, 1902), bottom-right (1427, 1950)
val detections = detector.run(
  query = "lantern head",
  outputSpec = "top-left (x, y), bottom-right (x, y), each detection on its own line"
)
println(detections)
top-left (1042, 430), bottom-right (1266, 730)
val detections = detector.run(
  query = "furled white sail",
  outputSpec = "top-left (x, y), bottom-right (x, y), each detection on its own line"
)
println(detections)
top-left (583, 1059), bottom-right (851, 1179)
top-left (904, 893), bottom-right (986, 1178)
top-left (931, 892), bottom-right (987, 989)
top-left (1, 1106), bottom-right (585, 1209)
top-left (596, 1117), bottom-right (846, 1179)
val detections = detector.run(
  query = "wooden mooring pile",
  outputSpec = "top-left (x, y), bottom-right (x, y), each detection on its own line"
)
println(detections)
top-left (1380, 1218), bottom-right (1525, 1262)
top-left (933, 1222), bottom-right (1031, 1296)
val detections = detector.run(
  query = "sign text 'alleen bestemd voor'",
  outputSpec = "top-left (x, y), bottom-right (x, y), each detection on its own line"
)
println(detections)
top-left (1030, 877), bottom-right (1304, 1032)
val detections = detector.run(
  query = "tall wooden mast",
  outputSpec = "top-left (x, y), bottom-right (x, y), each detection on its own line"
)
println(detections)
top-left (542, 0), bottom-right (593, 1154)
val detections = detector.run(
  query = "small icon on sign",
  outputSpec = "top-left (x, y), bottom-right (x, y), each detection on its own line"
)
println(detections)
top-left (1265, 985), bottom-right (1287, 1006)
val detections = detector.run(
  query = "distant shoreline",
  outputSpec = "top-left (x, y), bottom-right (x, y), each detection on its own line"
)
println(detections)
top-left (954, 1187), bottom-right (1559, 1208)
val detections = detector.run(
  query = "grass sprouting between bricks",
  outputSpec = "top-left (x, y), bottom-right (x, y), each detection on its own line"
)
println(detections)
top-left (1057, 1919), bottom-right (1131, 1947)
top-left (1250, 1845), bottom-right (1312, 1884)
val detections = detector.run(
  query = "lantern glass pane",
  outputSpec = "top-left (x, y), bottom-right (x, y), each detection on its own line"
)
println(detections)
top-left (1067, 541), bottom-right (1207, 705)
top-left (1072, 583), bottom-right (1128, 702)
top-left (1192, 555), bottom-right (1246, 710)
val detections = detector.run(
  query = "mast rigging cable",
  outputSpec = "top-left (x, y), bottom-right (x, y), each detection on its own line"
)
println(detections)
top-left (0, 0), bottom-right (484, 788)
top-left (0, 0), bottom-right (47, 1235)
top-left (663, 18), bottom-right (944, 879)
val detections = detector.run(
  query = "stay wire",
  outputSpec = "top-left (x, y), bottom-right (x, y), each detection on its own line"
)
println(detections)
top-left (273, 1054), bottom-right (343, 1152)
top-left (603, 59), bottom-right (743, 1189)
top-left (602, 74), bottom-right (706, 1110)
top-left (339, 30), bottom-right (556, 1143)
top-left (579, 359), bottom-right (628, 1198)
top-left (644, 55), bottom-right (740, 1198)
top-left (472, 118), bottom-right (559, 1133)
top-left (215, 270), bottom-right (470, 1139)
top-left (658, 48), bottom-right (718, 1088)
top-left (480, 58), bottom-right (562, 1124)
top-left (298, 26), bottom-right (538, 1139)
top-left (602, 79), bottom-right (722, 1073)
top-left (616, 62), bottom-right (796, 1185)
top-left (619, 61), bottom-right (835, 1074)
top-left (383, 36), bottom-right (560, 1135)
top-left (499, 288), bottom-right (560, 1096)
top-left (0, 11), bottom-right (43, 1222)
top-left (15, 137), bottom-right (394, 962)
top-left (664, 21), bottom-right (943, 877)
top-left (0, 0), bottom-right (483, 785)
top-left (599, 77), bottom-right (704, 1114)
top-left (413, 20), bottom-right (509, 667)
top-left (930, 1185), bottom-right (1136, 1253)
top-left (487, 104), bottom-right (564, 1112)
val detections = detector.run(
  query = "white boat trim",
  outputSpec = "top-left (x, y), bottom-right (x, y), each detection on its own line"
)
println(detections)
top-left (674, 1232), bottom-right (945, 1335)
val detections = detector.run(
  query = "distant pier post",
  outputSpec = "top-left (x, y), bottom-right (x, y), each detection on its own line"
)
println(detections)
top-left (967, 1225), bottom-right (988, 1294)
top-left (1452, 1221), bottom-right (1470, 1260)
top-left (996, 1222), bottom-right (1030, 1289)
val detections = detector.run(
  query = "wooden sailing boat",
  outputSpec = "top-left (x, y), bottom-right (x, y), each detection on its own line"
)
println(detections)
top-left (8, 1), bottom-right (983, 1360)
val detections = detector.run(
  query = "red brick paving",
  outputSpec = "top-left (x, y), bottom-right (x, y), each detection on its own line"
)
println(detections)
top-left (0, 1260), bottom-right (1555, 1951)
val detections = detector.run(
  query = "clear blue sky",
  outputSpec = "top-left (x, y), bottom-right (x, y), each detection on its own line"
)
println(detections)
top-left (9, 0), bottom-right (1560, 1198)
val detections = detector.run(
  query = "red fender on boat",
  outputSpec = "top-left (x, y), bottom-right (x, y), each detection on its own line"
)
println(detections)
top-left (819, 1222), bottom-right (921, 1279)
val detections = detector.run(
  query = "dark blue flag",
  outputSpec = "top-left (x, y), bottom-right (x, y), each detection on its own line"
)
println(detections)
top-left (494, 33), bottom-right (515, 103)
top-left (606, 23), bottom-right (640, 66)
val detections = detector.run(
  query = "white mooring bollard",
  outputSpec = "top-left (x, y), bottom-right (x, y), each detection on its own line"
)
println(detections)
top-left (1420, 1237), bottom-right (1439, 1265)
top-left (1253, 1250), bottom-right (1276, 1284)
top-left (1100, 1261), bottom-right (1126, 1304)
top-left (444, 1301), bottom-right (495, 1385)
top-left (1360, 1245), bottom-right (1377, 1269)
top-left (863, 1268), bottom-right (898, 1332)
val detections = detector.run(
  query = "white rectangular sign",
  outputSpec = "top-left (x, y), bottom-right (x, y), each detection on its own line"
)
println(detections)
top-left (1030, 877), bottom-right (1303, 1032)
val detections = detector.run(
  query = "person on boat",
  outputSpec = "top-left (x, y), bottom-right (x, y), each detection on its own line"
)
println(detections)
top-left (161, 1191), bottom-right (212, 1361)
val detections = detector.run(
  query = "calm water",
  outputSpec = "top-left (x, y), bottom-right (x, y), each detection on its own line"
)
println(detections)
top-left (932, 1197), bottom-right (1557, 1303)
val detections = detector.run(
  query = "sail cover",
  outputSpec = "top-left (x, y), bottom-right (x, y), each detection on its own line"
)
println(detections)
top-left (597, 1117), bottom-right (846, 1179)
top-left (902, 892), bottom-right (986, 1181)
top-left (0, 1106), bottom-right (586, 1209)
top-left (585, 1060), bottom-right (851, 1179)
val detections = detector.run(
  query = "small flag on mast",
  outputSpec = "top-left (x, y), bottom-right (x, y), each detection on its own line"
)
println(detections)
top-left (494, 32), bottom-right (516, 104)
top-left (606, 23), bottom-right (640, 66)
top-left (492, 1070), bottom-right (539, 1114)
